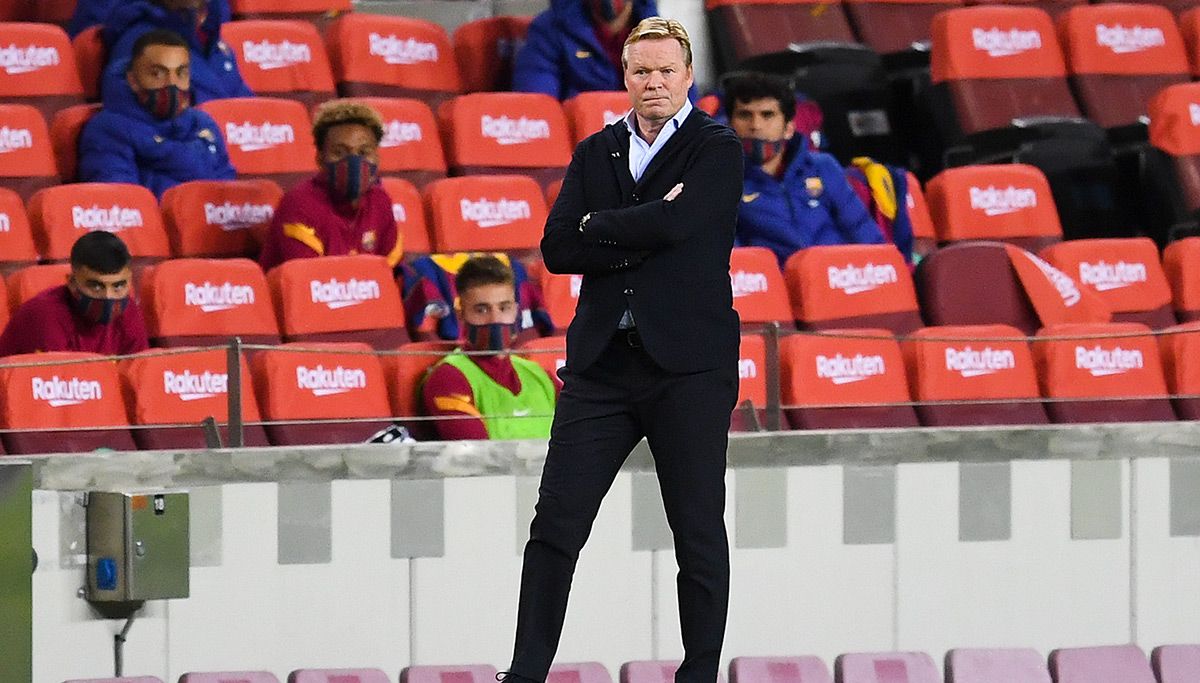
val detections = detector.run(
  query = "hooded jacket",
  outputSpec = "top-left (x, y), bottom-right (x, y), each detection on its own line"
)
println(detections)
top-left (68, 0), bottom-right (230, 37)
top-left (78, 58), bottom-right (236, 198)
top-left (101, 0), bottom-right (252, 103)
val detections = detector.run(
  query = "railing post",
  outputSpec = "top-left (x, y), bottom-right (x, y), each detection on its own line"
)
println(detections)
top-left (764, 322), bottom-right (783, 431)
top-left (226, 337), bottom-right (244, 448)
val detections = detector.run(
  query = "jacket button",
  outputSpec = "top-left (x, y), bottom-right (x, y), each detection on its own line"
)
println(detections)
top-left (624, 288), bottom-right (634, 295)
top-left (632, 193), bottom-right (640, 203)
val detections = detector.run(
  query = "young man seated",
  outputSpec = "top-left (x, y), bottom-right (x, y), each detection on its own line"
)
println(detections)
top-left (0, 232), bottom-right (149, 357)
top-left (420, 256), bottom-right (558, 441)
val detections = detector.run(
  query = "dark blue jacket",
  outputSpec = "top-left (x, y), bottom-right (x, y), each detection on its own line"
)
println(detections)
top-left (101, 0), bottom-right (251, 104)
top-left (68, 0), bottom-right (230, 37)
top-left (78, 59), bottom-right (236, 199)
top-left (736, 136), bottom-right (885, 266)
top-left (513, 0), bottom-right (663, 100)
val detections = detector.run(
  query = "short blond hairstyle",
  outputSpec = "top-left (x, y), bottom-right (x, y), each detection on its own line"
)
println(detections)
top-left (312, 99), bottom-right (385, 150)
top-left (621, 17), bottom-right (693, 69)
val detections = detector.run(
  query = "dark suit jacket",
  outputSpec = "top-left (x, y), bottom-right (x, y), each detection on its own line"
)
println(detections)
top-left (541, 108), bottom-right (743, 374)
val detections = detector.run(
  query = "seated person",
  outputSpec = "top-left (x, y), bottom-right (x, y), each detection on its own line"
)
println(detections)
top-left (725, 72), bottom-right (885, 266)
top-left (0, 232), bottom-right (148, 357)
top-left (258, 100), bottom-right (400, 271)
top-left (101, 0), bottom-right (251, 103)
top-left (68, 0), bottom-right (230, 37)
top-left (420, 256), bottom-right (557, 441)
top-left (78, 29), bottom-right (236, 199)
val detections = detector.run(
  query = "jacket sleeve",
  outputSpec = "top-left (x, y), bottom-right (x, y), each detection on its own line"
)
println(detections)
top-left (421, 363), bottom-right (491, 440)
top-left (825, 158), bottom-right (886, 245)
top-left (511, 15), bottom-right (565, 99)
top-left (540, 144), bottom-right (652, 275)
top-left (77, 115), bottom-right (141, 186)
top-left (579, 129), bottom-right (744, 250)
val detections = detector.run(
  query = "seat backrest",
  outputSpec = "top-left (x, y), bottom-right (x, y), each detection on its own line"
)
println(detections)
top-left (399, 664), bottom-right (499, 683)
top-left (222, 20), bottom-right (335, 105)
top-left (547, 663), bottom-right (613, 683)
top-left (1148, 82), bottom-right (1200, 213)
top-left (705, 0), bottom-right (857, 69)
top-left (736, 333), bottom-right (768, 411)
top-left (925, 164), bottom-right (1063, 246)
top-left (452, 15), bottom-right (532, 93)
top-left (438, 92), bottom-right (571, 179)
top-left (71, 24), bottom-right (105, 102)
top-left (539, 271), bottom-right (580, 329)
top-left (1163, 236), bottom-right (1200, 320)
top-left (843, 0), bottom-right (964, 56)
top-left (178, 673), bottom-right (282, 683)
top-left (48, 102), bottom-right (99, 183)
top-left (267, 254), bottom-right (405, 336)
top-left (783, 244), bottom-right (922, 334)
top-left (519, 335), bottom-right (567, 384)
top-left (563, 91), bottom-right (631, 144)
top-left (62, 677), bottom-right (165, 683)
top-left (1182, 7), bottom-right (1200, 76)
top-left (424, 175), bottom-right (548, 252)
top-left (160, 178), bottom-right (283, 258)
top-left (0, 278), bottom-right (8, 329)
top-left (250, 341), bottom-right (390, 422)
top-left (1039, 237), bottom-right (1175, 327)
top-left (621, 661), bottom-right (726, 683)
top-left (1153, 644), bottom-right (1200, 683)
top-left (1157, 321), bottom-right (1200, 419)
top-left (0, 186), bottom-right (38, 267)
top-left (230, 0), bottom-right (352, 15)
top-left (27, 182), bottom-right (171, 261)
top-left (946, 648), bottom-right (1050, 683)
top-left (325, 14), bottom-right (461, 107)
top-left (6, 262), bottom-right (69, 310)
top-left (0, 351), bottom-right (128, 430)
top-left (931, 7), bottom-right (1079, 134)
top-left (0, 22), bottom-right (84, 119)
top-left (355, 97), bottom-right (446, 184)
top-left (1048, 644), bottom-right (1155, 683)
top-left (729, 656), bottom-right (832, 683)
top-left (1057, 3), bottom-right (1189, 128)
top-left (902, 324), bottom-right (1048, 426)
top-left (199, 97), bottom-right (318, 187)
top-left (140, 257), bottom-right (279, 341)
top-left (119, 347), bottom-right (262, 427)
top-left (730, 246), bottom-right (792, 325)
top-left (379, 176), bottom-right (432, 256)
top-left (779, 329), bottom-right (920, 429)
top-left (905, 171), bottom-right (936, 253)
top-left (287, 668), bottom-right (391, 683)
top-left (0, 103), bottom-right (59, 199)
top-left (1035, 322), bottom-right (1176, 422)
top-left (382, 339), bottom-right (457, 418)
top-left (835, 652), bottom-right (940, 683)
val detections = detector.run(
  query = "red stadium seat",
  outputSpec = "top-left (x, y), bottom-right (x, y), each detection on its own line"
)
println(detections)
top-left (1034, 321), bottom-right (1175, 423)
top-left (28, 0), bottom-right (75, 25)
top-left (160, 178), bottom-right (283, 258)
top-left (906, 171), bottom-right (937, 258)
top-left (6, 263), bottom-right (69, 310)
top-left (230, 0), bottom-right (351, 30)
top-left (901, 324), bottom-right (1048, 426)
top-left (1040, 237), bottom-right (1176, 328)
top-left (548, 663), bottom-right (613, 683)
top-left (119, 348), bottom-right (269, 450)
top-left (0, 103), bottom-right (59, 200)
top-left (731, 333), bottom-right (769, 431)
top-left (519, 335), bottom-right (567, 383)
top-left (381, 339), bottom-right (456, 439)
top-left (539, 271), bottom-right (580, 329)
top-left (0, 278), bottom-right (8, 331)
top-left (1158, 321), bottom-right (1200, 419)
top-left (1163, 236), bottom-right (1200, 321)
top-left (1058, 4), bottom-right (1189, 129)
top-left (0, 187), bottom-right (38, 273)
top-left (288, 668), bottom-right (390, 683)
top-left (139, 258), bottom-right (280, 347)
top-left (779, 329), bottom-right (920, 429)
top-left (0, 1), bottom-right (28, 21)
top-left (784, 244), bottom-right (923, 334)
top-left (250, 341), bottom-right (391, 445)
top-left (401, 665), bottom-right (498, 683)
top-left (267, 254), bottom-right (409, 349)
top-left (1049, 645), bottom-right (1156, 683)
top-left (178, 673), bottom-right (281, 683)
top-left (62, 678), bottom-right (164, 683)
top-left (845, 0), bottom-right (964, 55)
top-left (925, 164), bottom-right (1063, 249)
top-left (563, 91), bottom-right (630, 145)
top-left (1182, 8), bottom-right (1200, 75)
top-left (729, 246), bottom-right (792, 327)
top-left (453, 16), bottom-right (533, 93)
top-left (424, 175), bottom-right (548, 253)
top-left (355, 97), bottom-right (446, 189)
top-left (27, 183), bottom-right (171, 262)
top-left (1153, 644), bottom-right (1200, 683)
top-left (705, 0), bottom-right (857, 71)
top-left (946, 648), bottom-right (1051, 683)
top-left (380, 176), bottom-right (432, 256)
top-left (622, 662), bottom-right (725, 683)
top-left (545, 179), bottom-right (562, 208)
top-left (48, 103), bottom-right (99, 184)
top-left (0, 351), bottom-right (136, 454)
top-left (199, 97), bottom-right (318, 190)
top-left (325, 14), bottom-right (461, 108)
top-left (0, 23), bottom-right (84, 121)
top-left (836, 652), bottom-right (940, 683)
top-left (222, 20), bottom-right (336, 109)
top-left (437, 92), bottom-right (572, 190)
top-left (71, 25), bottom-right (104, 102)
top-left (1148, 82), bottom-right (1200, 223)
top-left (729, 657), bottom-right (832, 683)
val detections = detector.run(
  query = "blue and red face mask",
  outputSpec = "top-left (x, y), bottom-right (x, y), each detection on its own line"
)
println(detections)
top-left (69, 287), bottom-right (129, 325)
top-left (136, 84), bottom-right (191, 120)
top-left (463, 321), bottom-right (518, 353)
top-left (320, 154), bottom-right (380, 204)
top-left (740, 136), bottom-right (788, 166)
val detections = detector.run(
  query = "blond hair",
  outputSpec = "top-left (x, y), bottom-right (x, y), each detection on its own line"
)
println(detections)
top-left (311, 99), bottom-right (385, 150)
top-left (621, 17), bottom-right (693, 69)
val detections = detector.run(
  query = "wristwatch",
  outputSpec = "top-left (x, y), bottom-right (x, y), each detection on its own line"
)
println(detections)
top-left (578, 212), bottom-right (594, 233)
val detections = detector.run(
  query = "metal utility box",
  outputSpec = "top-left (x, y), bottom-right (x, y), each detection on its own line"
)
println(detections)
top-left (86, 491), bottom-right (190, 603)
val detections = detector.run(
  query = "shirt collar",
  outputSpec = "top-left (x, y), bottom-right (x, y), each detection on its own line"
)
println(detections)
top-left (623, 98), bottom-right (693, 141)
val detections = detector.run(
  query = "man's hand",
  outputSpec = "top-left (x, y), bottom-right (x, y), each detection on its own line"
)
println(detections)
top-left (664, 183), bottom-right (684, 201)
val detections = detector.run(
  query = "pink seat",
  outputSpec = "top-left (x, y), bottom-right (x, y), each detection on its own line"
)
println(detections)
top-left (548, 663), bottom-right (613, 683)
top-left (178, 675), bottom-right (281, 683)
top-left (945, 648), bottom-right (1050, 683)
top-left (729, 656), bottom-right (832, 683)
top-left (289, 670), bottom-right (391, 683)
top-left (1152, 644), bottom-right (1200, 683)
top-left (1048, 644), bottom-right (1155, 683)
top-left (621, 661), bottom-right (727, 683)
top-left (835, 652), bottom-right (939, 683)
top-left (400, 665), bottom-right (498, 683)
top-left (62, 678), bottom-right (164, 683)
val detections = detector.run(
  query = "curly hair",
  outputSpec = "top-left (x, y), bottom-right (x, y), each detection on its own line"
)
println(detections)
top-left (311, 99), bottom-right (385, 150)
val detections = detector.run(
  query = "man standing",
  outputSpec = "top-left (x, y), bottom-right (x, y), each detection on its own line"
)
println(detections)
top-left (507, 18), bottom-right (742, 683)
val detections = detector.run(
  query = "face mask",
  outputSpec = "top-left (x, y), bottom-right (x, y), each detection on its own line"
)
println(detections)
top-left (463, 322), bottom-right (517, 353)
top-left (321, 154), bottom-right (379, 204)
top-left (71, 289), bottom-right (128, 325)
top-left (741, 137), bottom-right (787, 166)
top-left (137, 84), bottom-right (190, 120)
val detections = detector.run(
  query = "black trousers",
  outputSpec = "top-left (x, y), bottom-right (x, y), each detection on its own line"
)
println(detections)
top-left (510, 330), bottom-right (738, 683)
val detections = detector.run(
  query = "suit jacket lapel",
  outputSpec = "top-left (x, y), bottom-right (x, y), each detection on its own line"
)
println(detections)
top-left (604, 123), bottom-right (636, 201)
top-left (634, 108), bottom-right (703, 192)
